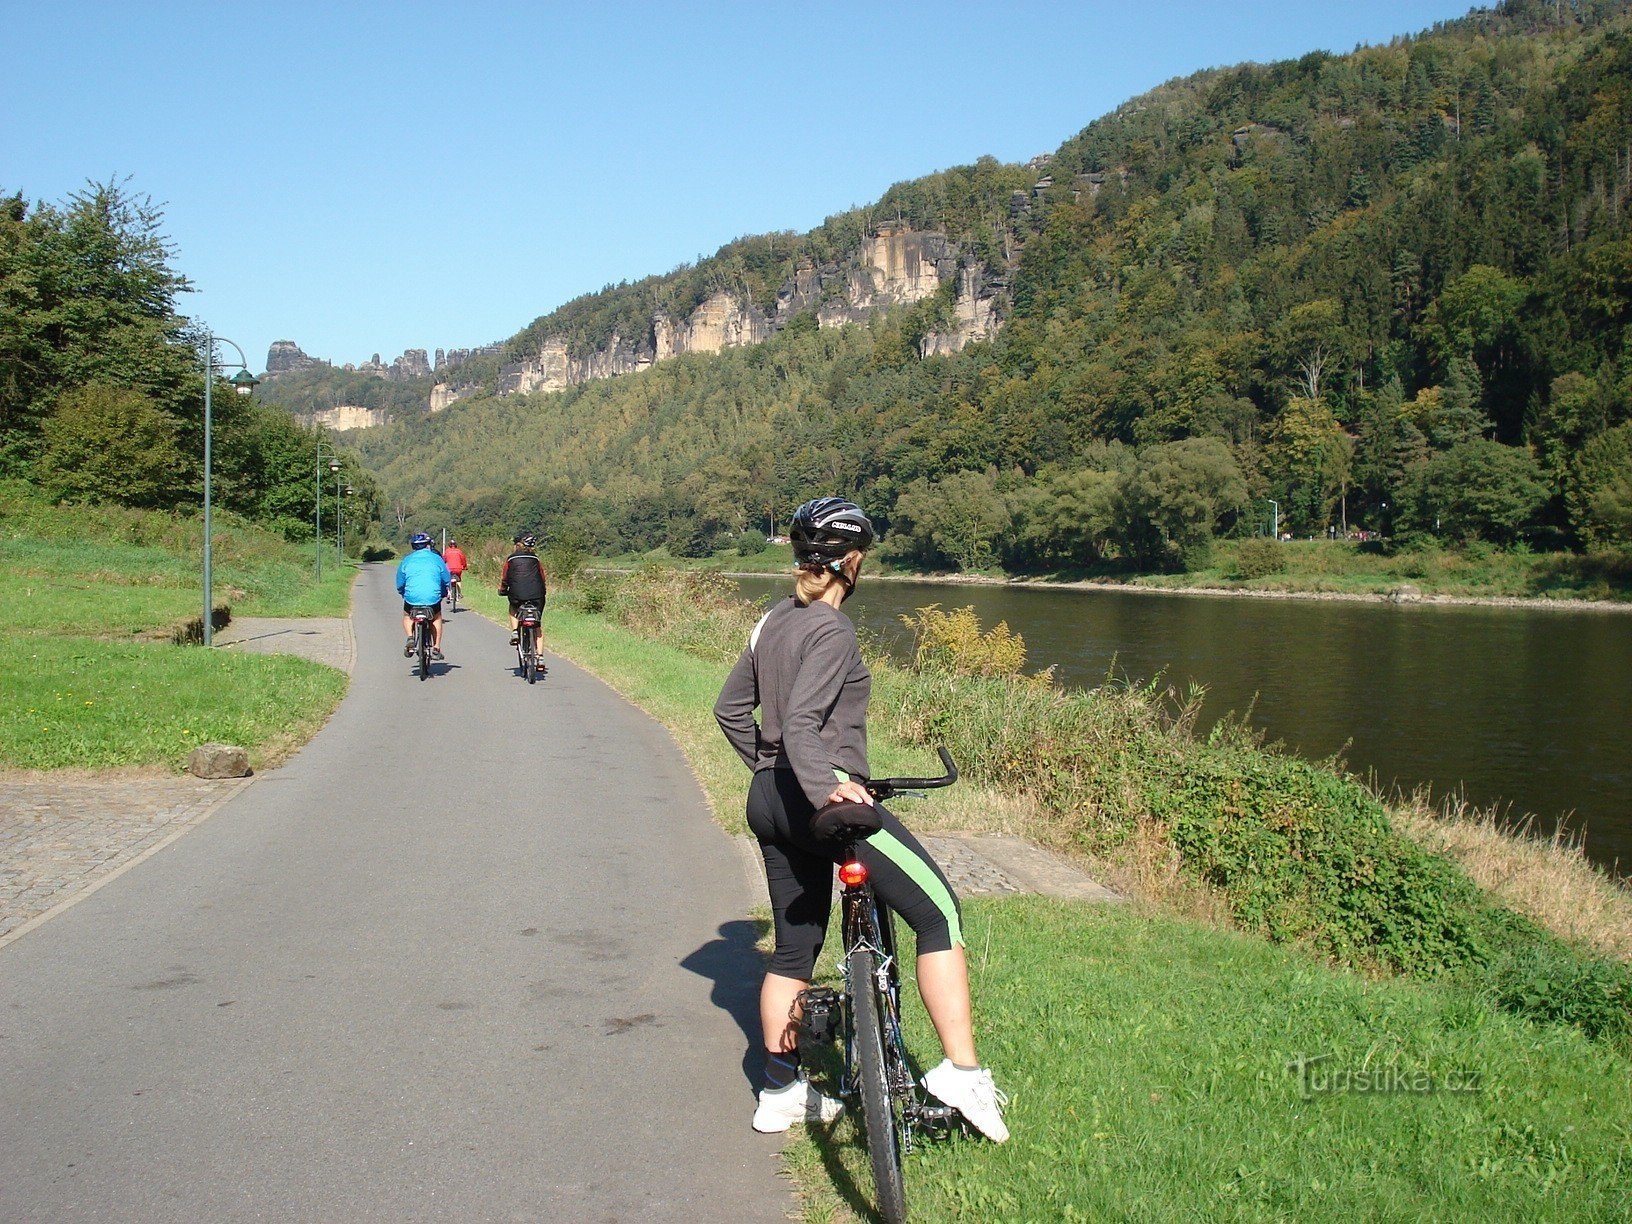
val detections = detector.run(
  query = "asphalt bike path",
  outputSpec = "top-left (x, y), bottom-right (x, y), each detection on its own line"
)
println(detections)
top-left (0, 565), bottom-right (790, 1221)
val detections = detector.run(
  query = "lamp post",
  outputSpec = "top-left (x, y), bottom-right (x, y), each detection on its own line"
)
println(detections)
top-left (340, 485), bottom-right (353, 560)
top-left (200, 335), bottom-right (258, 647)
top-left (315, 443), bottom-right (341, 580)
top-left (1267, 499), bottom-right (1280, 541)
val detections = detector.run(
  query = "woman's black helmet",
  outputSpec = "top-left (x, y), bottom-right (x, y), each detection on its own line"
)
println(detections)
top-left (789, 497), bottom-right (874, 565)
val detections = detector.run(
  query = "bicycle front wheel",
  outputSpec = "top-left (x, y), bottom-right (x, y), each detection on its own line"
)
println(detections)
top-left (849, 944), bottom-right (908, 1223)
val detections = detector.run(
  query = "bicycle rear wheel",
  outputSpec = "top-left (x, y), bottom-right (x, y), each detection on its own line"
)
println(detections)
top-left (524, 627), bottom-right (537, 684)
top-left (849, 944), bottom-right (908, 1224)
top-left (418, 625), bottom-right (429, 680)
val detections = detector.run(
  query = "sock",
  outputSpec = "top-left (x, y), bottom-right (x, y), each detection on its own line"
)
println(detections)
top-left (764, 1047), bottom-right (801, 1091)
top-left (951, 1061), bottom-right (980, 1073)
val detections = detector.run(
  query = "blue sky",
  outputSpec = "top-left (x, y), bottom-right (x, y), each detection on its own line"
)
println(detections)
top-left (4, 0), bottom-right (1476, 372)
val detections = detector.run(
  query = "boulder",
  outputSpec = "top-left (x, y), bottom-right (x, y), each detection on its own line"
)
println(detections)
top-left (1389, 584), bottom-right (1424, 604)
top-left (188, 743), bottom-right (252, 779)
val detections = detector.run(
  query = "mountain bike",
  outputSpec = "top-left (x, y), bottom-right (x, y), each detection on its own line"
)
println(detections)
top-left (408, 605), bottom-right (436, 680)
top-left (514, 601), bottom-right (543, 685)
top-left (797, 748), bottom-right (962, 1224)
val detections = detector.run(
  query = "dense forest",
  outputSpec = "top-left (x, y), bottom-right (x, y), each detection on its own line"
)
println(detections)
top-left (0, 181), bottom-right (380, 542)
top-left (359, 0), bottom-right (1628, 569)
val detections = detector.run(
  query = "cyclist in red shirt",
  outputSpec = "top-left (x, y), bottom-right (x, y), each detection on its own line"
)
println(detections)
top-left (443, 539), bottom-right (468, 604)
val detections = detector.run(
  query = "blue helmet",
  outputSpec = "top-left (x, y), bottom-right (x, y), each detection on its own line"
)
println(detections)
top-left (410, 533), bottom-right (433, 549)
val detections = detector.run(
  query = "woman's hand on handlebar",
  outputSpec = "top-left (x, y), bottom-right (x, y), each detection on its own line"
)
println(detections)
top-left (826, 780), bottom-right (874, 807)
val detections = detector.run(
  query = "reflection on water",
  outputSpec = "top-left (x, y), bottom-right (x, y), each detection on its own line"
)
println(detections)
top-left (731, 575), bottom-right (1631, 872)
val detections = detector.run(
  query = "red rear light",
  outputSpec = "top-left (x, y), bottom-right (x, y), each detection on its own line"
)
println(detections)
top-left (838, 861), bottom-right (868, 887)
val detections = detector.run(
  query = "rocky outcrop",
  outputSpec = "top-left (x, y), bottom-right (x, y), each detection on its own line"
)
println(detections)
top-left (264, 340), bottom-right (326, 377)
top-left (430, 383), bottom-right (469, 413)
top-left (498, 225), bottom-right (1006, 399)
top-left (355, 349), bottom-right (431, 381)
top-left (435, 344), bottom-right (503, 372)
top-left (920, 266), bottom-right (1006, 357)
top-left (303, 404), bottom-right (389, 431)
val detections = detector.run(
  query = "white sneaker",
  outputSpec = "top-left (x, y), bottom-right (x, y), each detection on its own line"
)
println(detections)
top-left (923, 1059), bottom-right (1010, 1142)
top-left (752, 1078), bottom-right (844, 1133)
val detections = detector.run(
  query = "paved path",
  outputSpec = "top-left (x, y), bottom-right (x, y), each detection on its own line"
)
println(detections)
top-left (0, 566), bottom-right (790, 1222)
top-left (215, 615), bottom-right (356, 673)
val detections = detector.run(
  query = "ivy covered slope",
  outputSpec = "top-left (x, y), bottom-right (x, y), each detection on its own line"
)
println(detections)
top-left (355, 0), bottom-right (1631, 575)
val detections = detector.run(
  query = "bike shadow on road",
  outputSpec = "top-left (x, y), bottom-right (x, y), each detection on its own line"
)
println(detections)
top-left (679, 917), bottom-right (772, 1090)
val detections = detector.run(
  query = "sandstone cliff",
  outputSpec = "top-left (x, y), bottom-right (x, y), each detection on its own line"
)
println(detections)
top-left (301, 404), bottom-right (390, 431)
top-left (497, 224), bottom-right (1007, 398)
top-left (264, 340), bottom-right (326, 377)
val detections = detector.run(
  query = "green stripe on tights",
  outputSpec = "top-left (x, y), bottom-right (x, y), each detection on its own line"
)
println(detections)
top-left (864, 828), bottom-right (964, 948)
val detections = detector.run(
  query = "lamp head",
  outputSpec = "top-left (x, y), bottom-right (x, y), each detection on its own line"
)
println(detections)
top-left (229, 369), bottom-right (258, 397)
top-left (329, 459), bottom-right (341, 473)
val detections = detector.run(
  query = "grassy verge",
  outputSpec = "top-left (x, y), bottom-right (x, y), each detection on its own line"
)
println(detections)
top-left (792, 898), bottom-right (1632, 1222)
top-left (463, 565), bottom-right (1631, 1218)
top-left (1, 481), bottom-right (352, 770)
top-left (0, 633), bottom-right (346, 770)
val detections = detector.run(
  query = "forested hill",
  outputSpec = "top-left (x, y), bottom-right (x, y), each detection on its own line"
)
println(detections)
top-left (353, 0), bottom-right (1632, 570)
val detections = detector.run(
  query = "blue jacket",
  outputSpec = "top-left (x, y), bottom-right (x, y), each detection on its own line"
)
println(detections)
top-left (396, 549), bottom-right (451, 606)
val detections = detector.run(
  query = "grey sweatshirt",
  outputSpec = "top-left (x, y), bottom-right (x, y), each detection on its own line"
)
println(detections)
top-left (714, 597), bottom-right (872, 808)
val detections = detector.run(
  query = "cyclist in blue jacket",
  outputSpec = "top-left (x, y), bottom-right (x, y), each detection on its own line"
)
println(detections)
top-left (395, 533), bottom-right (451, 659)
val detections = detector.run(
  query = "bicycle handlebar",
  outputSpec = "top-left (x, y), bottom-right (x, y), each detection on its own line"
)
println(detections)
top-left (864, 747), bottom-right (958, 800)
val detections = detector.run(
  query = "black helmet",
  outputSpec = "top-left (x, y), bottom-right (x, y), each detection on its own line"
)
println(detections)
top-left (789, 497), bottom-right (874, 565)
top-left (514, 529), bottom-right (537, 547)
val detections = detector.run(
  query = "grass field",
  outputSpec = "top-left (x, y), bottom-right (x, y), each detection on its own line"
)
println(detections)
top-left (460, 571), bottom-right (1632, 1220)
top-left (1, 482), bottom-right (353, 770)
top-left (789, 898), bottom-right (1632, 1222)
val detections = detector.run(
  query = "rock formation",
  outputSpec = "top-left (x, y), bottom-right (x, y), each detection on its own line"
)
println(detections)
top-left (302, 405), bottom-right (390, 431)
top-left (497, 225), bottom-right (1007, 399)
top-left (263, 340), bottom-right (326, 377)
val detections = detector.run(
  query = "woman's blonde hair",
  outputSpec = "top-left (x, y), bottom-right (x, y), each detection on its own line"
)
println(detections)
top-left (794, 551), bottom-right (860, 603)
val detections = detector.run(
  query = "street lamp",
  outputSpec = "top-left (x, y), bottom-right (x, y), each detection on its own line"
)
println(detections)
top-left (339, 485), bottom-right (353, 560)
top-left (1267, 499), bottom-right (1280, 541)
top-left (201, 334), bottom-right (258, 647)
top-left (315, 443), bottom-right (341, 580)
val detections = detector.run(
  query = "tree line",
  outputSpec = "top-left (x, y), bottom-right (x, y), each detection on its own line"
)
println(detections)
top-left (0, 180), bottom-right (380, 543)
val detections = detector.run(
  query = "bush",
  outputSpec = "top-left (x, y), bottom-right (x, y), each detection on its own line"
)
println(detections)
top-left (361, 543), bottom-right (397, 562)
top-left (38, 385), bottom-right (187, 509)
top-left (1483, 938), bottom-right (1632, 1044)
top-left (578, 573), bottom-right (620, 614)
top-left (736, 530), bottom-right (768, 557)
top-left (1227, 537), bottom-right (1288, 580)
top-left (543, 539), bottom-right (585, 584)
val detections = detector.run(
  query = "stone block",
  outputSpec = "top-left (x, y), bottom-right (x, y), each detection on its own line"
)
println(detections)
top-left (187, 743), bottom-right (251, 779)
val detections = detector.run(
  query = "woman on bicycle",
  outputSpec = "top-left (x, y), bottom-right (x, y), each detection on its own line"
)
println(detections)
top-left (714, 497), bottom-right (1009, 1142)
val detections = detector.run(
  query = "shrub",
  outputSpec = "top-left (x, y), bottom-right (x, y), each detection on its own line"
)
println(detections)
top-left (38, 385), bottom-right (188, 509)
top-left (900, 603), bottom-right (1046, 682)
top-left (543, 538), bottom-right (585, 584)
top-left (578, 573), bottom-right (620, 614)
top-left (1228, 537), bottom-right (1288, 580)
top-left (361, 543), bottom-right (397, 562)
top-left (736, 530), bottom-right (768, 557)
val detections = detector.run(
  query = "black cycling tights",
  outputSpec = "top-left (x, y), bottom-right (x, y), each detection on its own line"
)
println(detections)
top-left (746, 768), bottom-right (963, 980)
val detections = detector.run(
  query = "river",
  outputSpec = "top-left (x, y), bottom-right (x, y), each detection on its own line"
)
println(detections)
top-left (729, 575), bottom-right (1631, 873)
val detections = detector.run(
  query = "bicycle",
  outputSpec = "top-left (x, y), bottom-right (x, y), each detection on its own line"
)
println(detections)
top-left (797, 748), bottom-right (963, 1224)
top-left (407, 604), bottom-right (436, 680)
top-left (514, 601), bottom-right (543, 685)
top-left (446, 574), bottom-right (462, 612)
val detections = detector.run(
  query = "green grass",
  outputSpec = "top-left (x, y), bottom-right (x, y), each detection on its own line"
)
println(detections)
top-left (0, 633), bottom-right (346, 770)
top-left (0, 481), bottom-right (353, 769)
top-left (459, 571), bottom-right (1632, 1218)
top-left (788, 897), bottom-right (1632, 1222)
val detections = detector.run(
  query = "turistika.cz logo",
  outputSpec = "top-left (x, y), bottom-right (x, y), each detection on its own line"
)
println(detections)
top-left (1286, 1053), bottom-right (1483, 1100)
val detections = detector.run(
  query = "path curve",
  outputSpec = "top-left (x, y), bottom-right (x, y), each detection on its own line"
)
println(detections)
top-left (0, 565), bottom-right (790, 1221)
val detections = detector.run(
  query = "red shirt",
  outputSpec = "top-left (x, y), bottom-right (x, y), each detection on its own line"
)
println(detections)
top-left (443, 545), bottom-right (467, 576)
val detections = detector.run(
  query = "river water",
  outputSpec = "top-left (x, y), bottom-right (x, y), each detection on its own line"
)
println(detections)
top-left (729, 575), bottom-right (1631, 872)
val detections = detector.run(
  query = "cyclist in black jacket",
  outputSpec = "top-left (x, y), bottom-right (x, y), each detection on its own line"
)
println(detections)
top-left (497, 531), bottom-right (548, 646)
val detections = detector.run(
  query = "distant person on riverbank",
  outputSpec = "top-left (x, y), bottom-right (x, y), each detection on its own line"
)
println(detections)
top-left (497, 531), bottom-right (547, 647)
top-left (713, 496), bottom-right (1010, 1141)
top-left (396, 533), bottom-right (450, 659)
